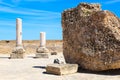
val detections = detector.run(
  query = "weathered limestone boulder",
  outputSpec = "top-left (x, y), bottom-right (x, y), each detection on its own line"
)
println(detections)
top-left (62, 3), bottom-right (120, 71)
top-left (46, 64), bottom-right (78, 75)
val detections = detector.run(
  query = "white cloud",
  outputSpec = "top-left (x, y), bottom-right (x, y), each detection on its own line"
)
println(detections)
top-left (0, 0), bottom-right (60, 18)
top-left (105, 0), bottom-right (120, 4)
top-left (0, 1), bottom-right (14, 7)
top-left (0, 4), bottom-right (60, 19)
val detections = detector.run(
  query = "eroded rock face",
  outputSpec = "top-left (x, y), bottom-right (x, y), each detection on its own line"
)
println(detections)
top-left (62, 3), bottom-right (120, 71)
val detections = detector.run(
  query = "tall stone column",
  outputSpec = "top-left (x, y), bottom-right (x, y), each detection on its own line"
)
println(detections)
top-left (16, 18), bottom-right (22, 47)
top-left (40, 32), bottom-right (46, 48)
top-left (36, 32), bottom-right (49, 58)
top-left (10, 18), bottom-right (25, 59)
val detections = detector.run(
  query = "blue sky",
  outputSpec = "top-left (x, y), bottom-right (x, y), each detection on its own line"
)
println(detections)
top-left (0, 0), bottom-right (120, 40)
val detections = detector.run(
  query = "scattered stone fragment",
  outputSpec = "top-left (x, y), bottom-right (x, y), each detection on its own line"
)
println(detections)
top-left (46, 64), bottom-right (78, 75)
top-left (51, 52), bottom-right (57, 55)
top-left (54, 59), bottom-right (60, 64)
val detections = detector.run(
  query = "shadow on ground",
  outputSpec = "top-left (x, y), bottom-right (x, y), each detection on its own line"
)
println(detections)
top-left (33, 66), bottom-right (59, 76)
top-left (33, 66), bottom-right (46, 69)
top-left (78, 67), bottom-right (120, 76)
top-left (0, 57), bottom-right (9, 59)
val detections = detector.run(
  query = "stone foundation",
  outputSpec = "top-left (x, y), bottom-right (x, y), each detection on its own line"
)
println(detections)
top-left (35, 53), bottom-right (49, 58)
top-left (10, 53), bottom-right (24, 59)
top-left (10, 47), bottom-right (25, 59)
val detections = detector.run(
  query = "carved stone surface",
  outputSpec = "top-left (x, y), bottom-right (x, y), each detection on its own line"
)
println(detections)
top-left (62, 3), bottom-right (120, 71)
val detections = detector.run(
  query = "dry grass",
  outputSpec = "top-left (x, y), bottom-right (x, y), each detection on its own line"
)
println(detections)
top-left (0, 40), bottom-right (63, 54)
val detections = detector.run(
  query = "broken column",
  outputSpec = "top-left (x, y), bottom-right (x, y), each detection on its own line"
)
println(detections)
top-left (10, 18), bottom-right (25, 59)
top-left (36, 32), bottom-right (49, 58)
top-left (40, 32), bottom-right (46, 48)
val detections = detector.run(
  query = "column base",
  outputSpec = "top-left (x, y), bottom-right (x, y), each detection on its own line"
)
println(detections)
top-left (10, 53), bottom-right (24, 59)
top-left (36, 47), bottom-right (49, 53)
top-left (35, 53), bottom-right (49, 58)
top-left (10, 46), bottom-right (25, 59)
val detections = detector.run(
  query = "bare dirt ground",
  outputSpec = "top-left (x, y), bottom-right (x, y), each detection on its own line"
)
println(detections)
top-left (0, 40), bottom-right (62, 54)
top-left (0, 53), bottom-right (120, 80)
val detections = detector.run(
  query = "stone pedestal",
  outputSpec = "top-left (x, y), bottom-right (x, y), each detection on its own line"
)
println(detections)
top-left (10, 18), bottom-right (25, 59)
top-left (46, 64), bottom-right (78, 75)
top-left (35, 32), bottom-right (49, 58)
top-left (35, 53), bottom-right (49, 58)
top-left (10, 47), bottom-right (25, 59)
top-left (36, 47), bottom-right (49, 53)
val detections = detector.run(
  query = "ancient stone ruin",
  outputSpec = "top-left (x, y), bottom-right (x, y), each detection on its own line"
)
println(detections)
top-left (62, 3), bottom-right (120, 71)
top-left (10, 18), bottom-right (25, 59)
top-left (35, 32), bottom-right (49, 58)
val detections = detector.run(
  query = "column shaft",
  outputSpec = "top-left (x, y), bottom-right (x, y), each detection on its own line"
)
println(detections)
top-left (40, 32), bottom-right (46, 47)
top-left (16, 18), bottom-right (22, 47)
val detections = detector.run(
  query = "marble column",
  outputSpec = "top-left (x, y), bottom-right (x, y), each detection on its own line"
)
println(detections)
top-left (16, 18), bottom-right (22, 47)
top-left (10, 18), bottom-right (25, 59)
top-left (40, 32), bottom-right (46, 47)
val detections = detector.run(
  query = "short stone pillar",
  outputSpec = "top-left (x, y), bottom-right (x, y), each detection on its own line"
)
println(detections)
top-left (10, 18), bottom-right (25, 59)
top-left (35, 32), bottom-right (49, 58)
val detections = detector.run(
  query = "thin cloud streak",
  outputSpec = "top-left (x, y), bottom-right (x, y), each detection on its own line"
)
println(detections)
top-left (105, 0), bottom-right (120, 4)
top-left (0, 5), bottom-right (60, 17)
top-left (0, 19), bottom-right (60, 28)
top-left (0, 1), bottom-right (60, 19)
top-left (24, 0), bottom-right (60, 2)
top-left (0, 1), bottom-right (15, 7)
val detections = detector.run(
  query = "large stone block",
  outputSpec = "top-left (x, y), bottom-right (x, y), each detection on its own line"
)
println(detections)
top-left (46, 64), bottom-right (78, 75)
top-left (62, 3), bottom-right (120, 71)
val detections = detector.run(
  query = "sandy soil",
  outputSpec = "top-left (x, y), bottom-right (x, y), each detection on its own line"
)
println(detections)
top-left (0, 40), bottom-right (62, 54)
top-left (0, 53), bottom-right (120, 80)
